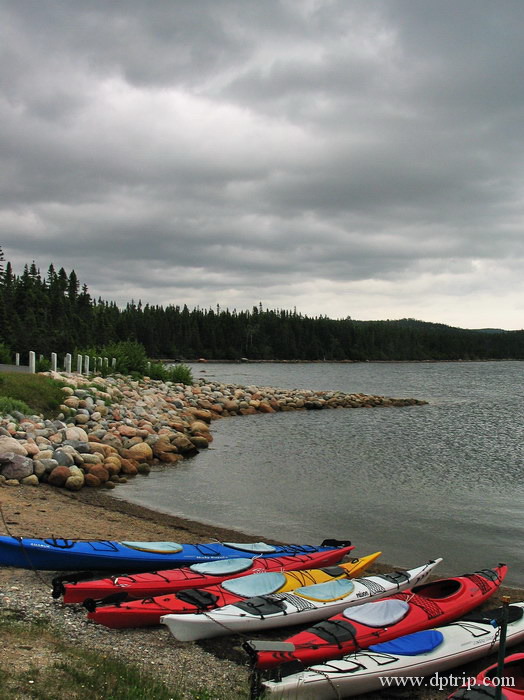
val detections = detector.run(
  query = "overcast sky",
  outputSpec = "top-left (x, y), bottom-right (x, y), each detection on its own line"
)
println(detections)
top-left (1, 1), bottom-right (524, 330)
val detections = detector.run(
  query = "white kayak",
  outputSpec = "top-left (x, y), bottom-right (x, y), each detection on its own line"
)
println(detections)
top-left (161, 558), bottom-right (441, 642)
top-left (262, 600), bottom-right (524, 699)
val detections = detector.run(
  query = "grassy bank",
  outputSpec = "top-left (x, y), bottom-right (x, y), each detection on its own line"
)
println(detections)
top-left (0, 372), bottom-right (69, 418)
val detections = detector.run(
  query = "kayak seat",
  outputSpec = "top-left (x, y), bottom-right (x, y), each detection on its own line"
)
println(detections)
top-left (175, 588), bottom-right (219, 609)
top-left (233, 595), bottom-right (288, 617)
top-left (222, 572), bottom-right (287, 597)
top-left (120, 541), bottom-right (183, 554)
top-left (342, 599), bottom-right (410, 626)
top-left (223, 542), bottom-right (277, 553)
top-left (461, 605), bottom-right (524, 626)
top-left (373, 570), bottom-right (410, 586)
top-left (294, 579), bottom-right (355, 602)
top-left (320, 566), bottom-right (346, 576)
top-left (308, 618), bottom-right (358, 644)
top-left (370, 629), bottom-right (444, 655)
top-left (189, 558), bottom-right (254, 576)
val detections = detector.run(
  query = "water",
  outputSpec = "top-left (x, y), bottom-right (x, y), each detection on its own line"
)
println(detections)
top-left (111, 361), bottom-right (524, 586)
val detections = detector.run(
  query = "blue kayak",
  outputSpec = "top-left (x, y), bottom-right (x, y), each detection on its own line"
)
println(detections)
top-left (0, 535), bottom-right (351, 572)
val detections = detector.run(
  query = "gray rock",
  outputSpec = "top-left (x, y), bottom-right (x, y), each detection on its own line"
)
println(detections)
top-left (0, 454), bottom-right (34, 480)
top-left (11, 411), bottom-right (27, 421)
top-left (53, 450), bottom-right (75, 467)
top-left (38, 458), bottom-right (59, 473)
top-left (62, 440), bottom-right (92, 453)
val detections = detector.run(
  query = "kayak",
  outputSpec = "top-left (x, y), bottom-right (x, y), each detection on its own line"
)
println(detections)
top-left (250, 564), bottom-right (507, 669)
top-left (84, 552), bottom-right (381, 628)
top-left (262, 601), bottom-right (524, 699)
top-left (0, 534), bottom-right (351, 572)
top-left (448, 652), bottom-right (524, 698)
top-left (161, 558), bottom-right (441, 642)
top-left (56, 544), bottom-right (361, 603)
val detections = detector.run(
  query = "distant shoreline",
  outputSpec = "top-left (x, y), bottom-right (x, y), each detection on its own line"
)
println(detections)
top-left (161, 357), bottom-right (523, 364)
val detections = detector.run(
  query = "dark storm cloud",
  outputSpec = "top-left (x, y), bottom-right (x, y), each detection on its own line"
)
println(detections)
top-left (1, 0), bottom-right (524, 328)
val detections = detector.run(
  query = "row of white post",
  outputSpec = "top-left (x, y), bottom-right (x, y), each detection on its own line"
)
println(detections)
top-left (24, 352), bottom-right (118, 375)
top-left (20, 353), bottom-right (152, 376)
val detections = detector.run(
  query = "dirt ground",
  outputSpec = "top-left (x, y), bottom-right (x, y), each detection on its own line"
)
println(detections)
top-left (1, 482), bottom-right (523, 700)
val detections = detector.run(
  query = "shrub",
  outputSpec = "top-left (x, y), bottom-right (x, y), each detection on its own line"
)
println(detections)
top-left (165, 363), bottom-right (193, 385)
top-left (99, 341), bottom-right (148, 375)
top-left (0, 395), bottom-right (31, 416)
top-left (36, 356), bottom-right (52, 373)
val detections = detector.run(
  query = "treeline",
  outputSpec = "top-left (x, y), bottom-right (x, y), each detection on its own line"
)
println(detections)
top-left (1, 256), bottom-right (524, 362)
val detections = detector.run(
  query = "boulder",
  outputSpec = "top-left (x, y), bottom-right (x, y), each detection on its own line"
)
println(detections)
top-left (84, 473), bottom-right (101, 487)
top-left (20, 474), bottom-right (40, 486)
top-left (0, 454), bottom-right (35, 481)
top-left (190, 435), bottom-right (209, 449)
top-left (53, 449), bottom-right (75, 467)
top-left (87, 464), bottom-right (109, 483)
top-left (65, 475), bottom-right (84, 491)
top-left (119, 459), bottom-right (138, 476)
top-left (171, 434), bottom-right (197, 454)
top-left (65, 426), bottom-right (89, 442)
top-left (0, 436), bottom-right (28, 456)
top-left (48, 466), bottom-right (72, 487)
top-left (126, 442), bottom-right (153, 462)
top-left (190, 420), bottom-right (211, 434)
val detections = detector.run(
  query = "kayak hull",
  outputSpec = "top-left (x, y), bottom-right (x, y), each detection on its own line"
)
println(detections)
top-left (0, 535), bottom-right (350, 572)
top-left (60, 545), bottom-right (363, 603)
top-left (263, 601), bottom-right (524, 699)
top-left (253, 565), bottom-right (507, 669)
top-left (161, 559), bottom-right (441, 642)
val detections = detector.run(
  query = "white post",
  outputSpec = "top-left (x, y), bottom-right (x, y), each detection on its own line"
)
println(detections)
top-left (104, 356), bottom-right (108, 366)
top-left (15, 353), bottom-right (20, 366)
top-left (77, 354), bottom-right (83, 373)
top-left (65, 353), bottom-right (72, 373)
top-left (29, 351), bottom-right (36, 373)
top-left (51, 352), bottom-right (57, 372)
top-left (146, 361), bottom-right (151, 373)
top-left (84, 355), bottom-right (90, 375)
top-left (112, 357), bottom-right (116, 369)
top-left (98, 357), bottom-right (103, 370)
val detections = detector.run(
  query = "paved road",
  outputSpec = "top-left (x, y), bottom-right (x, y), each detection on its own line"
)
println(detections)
top-left (0, 363), bottom-right (31, 373)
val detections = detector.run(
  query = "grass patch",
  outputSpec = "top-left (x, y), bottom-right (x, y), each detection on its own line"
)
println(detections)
top-left (0, 612), bottom-right (247, 700)
top-left (0, 373), bottom-right (70, 418)
top-left (0, 615), bottom-right (185, 700)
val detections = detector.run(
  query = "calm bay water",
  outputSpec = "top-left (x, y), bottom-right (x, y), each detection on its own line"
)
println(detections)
top-left (112, 361), bottom-right (524, 586)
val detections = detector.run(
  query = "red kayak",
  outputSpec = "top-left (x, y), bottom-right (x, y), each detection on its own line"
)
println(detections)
top-left (249, 564), bottom-right (507, 670)
top-left (448, 652), bottom-right (524, 699)
top-left (57, 543), bottom-right (355, 604)
top-left (84, 552), bottom-right (380, 629)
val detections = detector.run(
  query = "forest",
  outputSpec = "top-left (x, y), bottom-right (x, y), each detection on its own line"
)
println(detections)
top-left (1, 251), bottom-right (523, 363)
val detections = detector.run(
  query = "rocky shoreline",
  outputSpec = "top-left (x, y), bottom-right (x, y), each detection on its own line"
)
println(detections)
top-left (0, 371), bottom-right (427, 492)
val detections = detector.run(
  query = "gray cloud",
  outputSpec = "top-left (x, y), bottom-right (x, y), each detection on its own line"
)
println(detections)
top-left (1, 0), bottom-right (524, 328)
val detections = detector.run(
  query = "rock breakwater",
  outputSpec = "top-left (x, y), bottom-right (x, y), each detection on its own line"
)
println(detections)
top-left (0, 372), bottom-right (427, 492)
